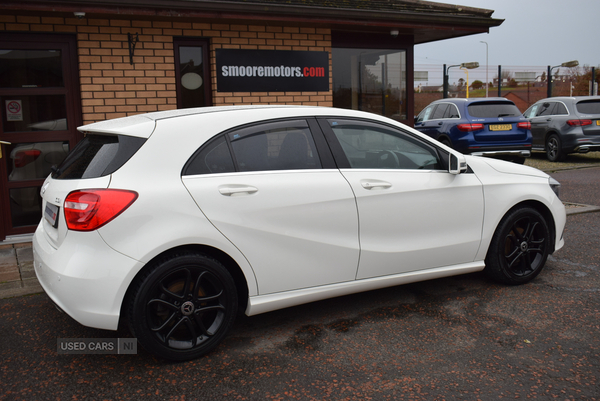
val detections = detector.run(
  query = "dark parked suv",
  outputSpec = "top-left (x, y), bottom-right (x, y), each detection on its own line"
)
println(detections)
top-left (523, 96), bottom-right (600, 161)
top-left (414, 98), bottom-right (532, 162)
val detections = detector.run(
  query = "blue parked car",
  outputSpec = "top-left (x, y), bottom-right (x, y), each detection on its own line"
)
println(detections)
top-left (414, 98), bottom-right (532, 162)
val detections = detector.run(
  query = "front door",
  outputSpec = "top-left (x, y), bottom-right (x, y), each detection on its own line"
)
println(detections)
top-left (0, 34), bottom-right (81, 240)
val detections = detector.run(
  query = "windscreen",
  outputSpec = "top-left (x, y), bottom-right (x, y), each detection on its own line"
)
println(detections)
top-left (52, 134), bottom-right (146, 179)
top-left (467, 102), bottom-right (522, 118)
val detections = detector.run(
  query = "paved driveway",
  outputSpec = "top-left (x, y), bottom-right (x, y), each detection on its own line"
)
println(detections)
top-left (1, 168), bottom-right (599, 400)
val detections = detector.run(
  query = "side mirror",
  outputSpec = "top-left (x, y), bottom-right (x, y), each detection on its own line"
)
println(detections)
top-left (449, 152), bottom-right (467, 175)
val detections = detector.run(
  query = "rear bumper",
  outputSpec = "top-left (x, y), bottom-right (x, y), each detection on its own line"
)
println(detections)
top-left (33, 223), bottom-right (143, 330)
top-left (469, 148), bottom-right (531, 158)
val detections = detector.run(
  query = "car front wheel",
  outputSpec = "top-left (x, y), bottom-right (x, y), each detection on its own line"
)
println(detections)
top-left (546, 134), bottom-right (565, 162)
top-left (484, 207), bottom-right (550, 285)
top-left (127, 252), bottom-right (238, 361)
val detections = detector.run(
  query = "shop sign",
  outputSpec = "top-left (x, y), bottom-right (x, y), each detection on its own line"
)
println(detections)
top-left (216, 49), bottom-right (329, 92)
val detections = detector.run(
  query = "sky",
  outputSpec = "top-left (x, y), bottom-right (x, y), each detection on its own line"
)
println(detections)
top-left (414, 0), bottom-right (599, 85)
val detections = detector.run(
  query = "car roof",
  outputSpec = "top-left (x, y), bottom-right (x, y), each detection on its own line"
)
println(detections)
top-left (533, 96), bottom-right (600, 104)
top-left (77, 105), bottom-right (391, 138)
top-left (432, 97), bottom-right (515, 105)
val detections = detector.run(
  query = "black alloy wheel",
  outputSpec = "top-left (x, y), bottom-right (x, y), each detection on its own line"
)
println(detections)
top-left (546, 134), bottom-right (565, 162)
top-left (128, 252), bottom-right (238, 361)
top-left (485, 207), bottom-right (550, 285)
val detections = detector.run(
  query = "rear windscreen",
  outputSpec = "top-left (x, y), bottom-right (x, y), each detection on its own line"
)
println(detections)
top-left (576, 100), bottom-right (600, 114)
top-left (467, 102), bottom-right (522, 118)
top-left (52, 134), bottom-right (146, 179)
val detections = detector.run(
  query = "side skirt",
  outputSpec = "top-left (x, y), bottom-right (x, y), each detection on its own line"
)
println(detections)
top-left (246, 261), bottom-right (485, 316)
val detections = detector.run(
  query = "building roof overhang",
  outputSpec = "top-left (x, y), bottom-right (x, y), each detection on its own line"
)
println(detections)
top-left (2, 0), bottom-right (503, 44)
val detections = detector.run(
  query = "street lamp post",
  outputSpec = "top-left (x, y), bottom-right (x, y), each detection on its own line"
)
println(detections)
top-left (443, 64), bottom-right (460, 98)
top-left (547, 60), bottom-right (579, 97)
top-left (480, 41), bottom-right (488, 97)
top-left (443, 62), bottom-right (479, 99)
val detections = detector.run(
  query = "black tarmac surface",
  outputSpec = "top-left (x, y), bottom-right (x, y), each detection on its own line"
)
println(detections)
top-left (1, 167), bottom-right (599, 400)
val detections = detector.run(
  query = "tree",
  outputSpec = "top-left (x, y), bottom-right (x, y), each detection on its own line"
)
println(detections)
top-left (472, 80), bottom-right (483, 90)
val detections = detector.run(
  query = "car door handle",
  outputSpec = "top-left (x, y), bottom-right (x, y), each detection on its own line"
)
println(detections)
top-left (218, 185), bottom-right (258, 196)
top-left (361, 180), bottom-right (392, 190)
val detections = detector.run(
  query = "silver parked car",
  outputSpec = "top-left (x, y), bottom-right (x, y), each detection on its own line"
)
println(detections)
top-left (523, 96), bottom-right (600, 161)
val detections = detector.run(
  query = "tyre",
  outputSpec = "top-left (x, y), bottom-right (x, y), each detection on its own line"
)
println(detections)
top-left (546, 134), bottom-right (565, 162)
top-left (439, 137), bottom-right (452, 148)
top-left (484, 207), bottom-right (550, 285)
top-left (127, 252), bottom-right (238, 361)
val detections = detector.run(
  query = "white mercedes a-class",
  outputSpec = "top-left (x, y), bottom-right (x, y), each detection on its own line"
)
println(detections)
top-left (33, 106), bottom-right (566, 361)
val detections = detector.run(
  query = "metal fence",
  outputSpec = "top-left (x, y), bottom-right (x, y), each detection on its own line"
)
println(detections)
top-left (414, 64), bottom-right (599, 114)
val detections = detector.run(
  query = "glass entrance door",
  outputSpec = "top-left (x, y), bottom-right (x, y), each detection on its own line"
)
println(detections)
top-left (0, 34), bottom-right (81, 240)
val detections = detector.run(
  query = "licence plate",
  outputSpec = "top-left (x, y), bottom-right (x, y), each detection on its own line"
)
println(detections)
top-left (489, 124), bottom-right (512, 131)
top-left (596, 120), bottom-right (600, 126)
top-left (44, 203), bottom-right (59, 228)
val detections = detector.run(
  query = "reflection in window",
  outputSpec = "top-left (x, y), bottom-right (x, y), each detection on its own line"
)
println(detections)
top-left (7, 141), bottom-right (69, 181)
top-left (1, 95), bottom-right (67, 132)
top-left (329, 121), bottom-right (441, 170)
top-left (177, 45), bottom-right (206, 108)
top-left (10, 187), bottom-right (42, 227)
top-left (231, 126), bottom-right (321, 172)
top-left (0, 49), bottom-right (63, 88)
top-left (333, 48), bottom-right (407, 121)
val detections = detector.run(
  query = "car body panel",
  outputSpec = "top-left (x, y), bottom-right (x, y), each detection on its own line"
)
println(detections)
top-left (338, 169), bottom-right (484, 279)
top-left (183, 170), bottom-right (360, 295)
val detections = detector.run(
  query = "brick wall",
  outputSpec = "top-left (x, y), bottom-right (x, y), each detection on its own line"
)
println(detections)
top-left (0, 15), bottom-right (333, 125)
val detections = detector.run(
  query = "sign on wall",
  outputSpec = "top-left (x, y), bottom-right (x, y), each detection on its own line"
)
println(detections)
top-left (216, 49), bottom-right (329, 92)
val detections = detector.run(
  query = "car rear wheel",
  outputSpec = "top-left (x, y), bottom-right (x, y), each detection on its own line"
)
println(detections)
top-left (546, 134), bottom-right (565, 162)
top-left (127, 252), bottom-right (238, 361)
top-left (484, 207), bottom-right (550, 285)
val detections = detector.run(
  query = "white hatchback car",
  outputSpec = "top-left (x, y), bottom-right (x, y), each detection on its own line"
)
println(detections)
top-left (33, 106), bottom-right (566, 361)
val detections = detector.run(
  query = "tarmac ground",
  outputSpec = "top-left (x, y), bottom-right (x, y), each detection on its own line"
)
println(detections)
top-left (0, 162), bottom-right (599, 399)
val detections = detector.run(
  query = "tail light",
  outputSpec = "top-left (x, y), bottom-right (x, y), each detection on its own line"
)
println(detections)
top-left (517, 122), bottom-right (531, 130)
top-left (457, 123), bottom-right (484, 132)
top-left (64, 189), bottom-right (138, 231)
top-left (567, 119), bottom-right (592, 126)
top-left (14, 150), bottom-right (41, 168)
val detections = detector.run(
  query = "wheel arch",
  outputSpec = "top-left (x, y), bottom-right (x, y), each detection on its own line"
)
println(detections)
top-left (119, 244), bottom-right (250, 329)
top-left (499, 199), bottom-right (557, 254)
top-left (544, 130), bottom-right (560, 147)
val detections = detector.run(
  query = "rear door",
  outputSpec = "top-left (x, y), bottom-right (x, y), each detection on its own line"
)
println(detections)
top-left (319, 118), bottom-right (484, 279)
top-left (182, 119), bottom-right (360, 295)
top-left (529, 102), bottom-right (556, 148)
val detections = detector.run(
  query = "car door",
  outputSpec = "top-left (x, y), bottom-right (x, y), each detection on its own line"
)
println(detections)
top-left (181, 119), bottom-right (360, 295)
top-left (529, 102), bottom-right (556, 148)
top-left (414, 104), bottom-right (446, 140)
top-left (319, 118), bottom-right (484, 279)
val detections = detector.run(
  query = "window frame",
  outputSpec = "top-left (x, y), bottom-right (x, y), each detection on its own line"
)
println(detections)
top-left (317, 117), bottom-right (446, 171)
top-left (182, 118), bottom-right (337, 176)
top-left (173, 37), bottom-right (212, 109)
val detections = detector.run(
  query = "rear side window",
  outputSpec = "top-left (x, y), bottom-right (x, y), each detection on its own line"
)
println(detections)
top-left (467, 102), bottom-right (521, 118)
top-left (576, 100), bottom-right (600, 114)
top-left (183, 119), bottom-right (322, 175)
top-left (52, 134), bottom-right (146, 179)
top-left (431, 104), bottom-right (449, 120)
